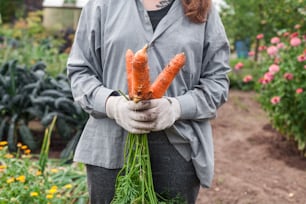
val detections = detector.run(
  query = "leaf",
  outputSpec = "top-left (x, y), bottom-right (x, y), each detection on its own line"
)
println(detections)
top-left (8, 60), bottom-right (18, 96)
top-left (56, 117), bottom-right (72, 139)
top-left (60, 130), bottom-right (82, 163)
top-left (18, 120), bottom-right (38, 150)
top-left (0, 117), bottom-right (8, 141)
top-left (39, 115), bottom-right (57, 173)
top-left (7, 115), bottom-right (18, 152)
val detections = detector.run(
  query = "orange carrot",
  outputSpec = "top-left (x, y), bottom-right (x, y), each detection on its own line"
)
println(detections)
top-left (150, 53), bottom-right (186, 99)
top-left (132, 45), bottom-right (152, 102)
top-left (125, 49), bottom-right (134, 99)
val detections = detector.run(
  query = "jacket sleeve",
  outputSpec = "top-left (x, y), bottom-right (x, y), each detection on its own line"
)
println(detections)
top-left (67, 0), bottom-right (113, 118)
top-left (176, 6), bottom-right (231, 120)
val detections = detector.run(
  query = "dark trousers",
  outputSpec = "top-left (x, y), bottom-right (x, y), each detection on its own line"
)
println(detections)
top-left (86, 132), bottom-right (200, 204)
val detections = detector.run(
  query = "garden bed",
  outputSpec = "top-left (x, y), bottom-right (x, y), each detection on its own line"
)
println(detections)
top-left (196, 90), bottom-right (306, 203)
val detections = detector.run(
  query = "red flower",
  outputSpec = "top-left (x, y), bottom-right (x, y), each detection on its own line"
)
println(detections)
top-left (283, 73), bottom-right (294, 80)
top-left (243, 75), bottom-right (253, 83)
top-left (258, 45), bottom-right (267, 52)
top-left (271, 96), bottom-right (281, 105)
top-left (234, 62), bottom-right (244, 70)
top-left (290, 32), bottom-right (299, 39)
top-left (256, 33), bottom-right (264, 40)
top-left (296, 88), bottom-right (303, 94)
top-left (297, 55), bottom-right (305, 62)
top-left (248, 51), bottom-right (255, 57)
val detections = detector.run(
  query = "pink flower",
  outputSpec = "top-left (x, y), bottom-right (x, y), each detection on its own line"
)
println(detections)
top-left (295, 24), bottom-right (301, 29)
top-left (290, 37), bottom-right (301, 47)
top-left (271, 96), bottom-right (281, 105)
top-left (267, 46), bottom-right (278, 56)
top-left (283, 72), bottom-right (294, 80)
top-left (271, 37), bottom-right (280, 44)
top-left (297, 55), bottom-right (305, 62)
top-left (248, 51), bottom-right (255, 57)
top-left (296, 88), bottom-right (303, 94)
top-left (269, 64), bottom-right (280, 74)
top-left (256, 33), bottom-right (264, 40)
top-left (258, 45), bottom-right (267, 52)
top-left (260, 72), bottom-right (274, 84)
top-left (304, 65), bottom-right (306, 69)
top-left (277, 43), bottom-right (285, 49)
top-left (283, 32), bottom-right (290, 37)
top-left (274, 57), bottom-right (281, 65)
top-left (234, 62), bottom-right (244, 70)
top-left (243, 75), bottom-right (253, 83)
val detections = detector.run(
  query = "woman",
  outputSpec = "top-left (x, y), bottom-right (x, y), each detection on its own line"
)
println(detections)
top-left (67, 0), bottom-right (231, 203)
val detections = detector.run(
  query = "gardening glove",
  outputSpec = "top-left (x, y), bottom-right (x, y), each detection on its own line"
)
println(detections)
top-left (106, 96), bottom-right (157, 134)
top-left (147, 97), bottom-right (181, 131)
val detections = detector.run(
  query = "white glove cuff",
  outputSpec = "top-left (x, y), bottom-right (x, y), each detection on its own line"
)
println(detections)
top-left (105, 96), bottom-right (118, 119)
top-left (167, 97), bottom-right (181, 121)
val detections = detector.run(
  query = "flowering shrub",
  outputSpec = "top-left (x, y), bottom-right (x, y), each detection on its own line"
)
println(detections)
top-left (0, 141), bottom-right (88, 203)
top-left (255, 29), bottom-right (306, 153)
top-left (228, 58), bottom-right (260, 91)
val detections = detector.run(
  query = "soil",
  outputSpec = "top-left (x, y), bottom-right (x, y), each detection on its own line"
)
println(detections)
top-left (196, 90), bottom-right (306, 204)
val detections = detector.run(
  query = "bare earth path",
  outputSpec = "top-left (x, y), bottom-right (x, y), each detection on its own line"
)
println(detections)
top-left (196, 90), bottom-right (306, 204)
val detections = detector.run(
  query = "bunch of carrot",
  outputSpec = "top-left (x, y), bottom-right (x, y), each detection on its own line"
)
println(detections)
top-left (111, 45), bottom-right (186, 204)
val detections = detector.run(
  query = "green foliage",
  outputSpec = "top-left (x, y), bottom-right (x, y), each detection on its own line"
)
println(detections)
top-left (0, 0), bottom-right (24, 23)
top-left (39, 116), bottom-right (57, 174)
top-left (0, 139), bottom-right (88, 203)
top-left (255, 30), bottom-right (306, 154)
top-left (0, 60), bottom-right (88, 161)
top-left (228, 58), bottom-right (260, 91)
top-left (220, 0), bottom-right (306, 44)
top-left (0, 60), bottom-right (40, 152)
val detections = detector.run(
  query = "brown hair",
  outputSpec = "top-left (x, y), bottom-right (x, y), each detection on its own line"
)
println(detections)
top-left (181, 0), bottom-right (212, 23)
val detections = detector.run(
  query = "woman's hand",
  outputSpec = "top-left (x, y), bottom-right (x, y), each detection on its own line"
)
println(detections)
top-left (106, 96), bottom-right (157, 134)
top-left (146, 97), bottom-right (181, 131)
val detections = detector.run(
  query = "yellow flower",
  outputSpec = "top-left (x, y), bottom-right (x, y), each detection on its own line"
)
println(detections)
top-left (30, 192), bottom-right (39, 197)
top-left (48, 185), bottom-right (58, 194)
top-left (49, 188), bottom-right (57, 194)
top-left (17, 143), bottom-right (22, 148)
top-left (36, 170), bottom-right (42, 176)
top-left (6, 177), bottom-right (15, 184)
top-left (0, 165), bottom-right (6, 169)
top-left (64, 184), bottom-right (73, 189)
top-left (0, 165), bottom-right (6, 172)
top-left (0, 141), bottom-right (8, 146)
top-left (21, 145), bottom-right (28, 150)
top-left (16, 175), bottom-right (26, 183)
top-left (24, 149), bottom-right (31, 154)
top-left (50, 168), bottom-right (59, 173)
top-left (46, 194), bottom-right (53, 199)
top-left (4, 154), bottom-right (14, 159)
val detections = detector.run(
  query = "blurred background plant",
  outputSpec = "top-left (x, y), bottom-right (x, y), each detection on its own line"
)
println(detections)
top-left (220, 0), bottom-right (306, 59)
top-left (0, 11), bottom-right (73, 76)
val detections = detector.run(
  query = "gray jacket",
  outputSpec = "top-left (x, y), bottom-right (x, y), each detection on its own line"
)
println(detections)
top-left (67, 0), bottom-right (231, 188)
